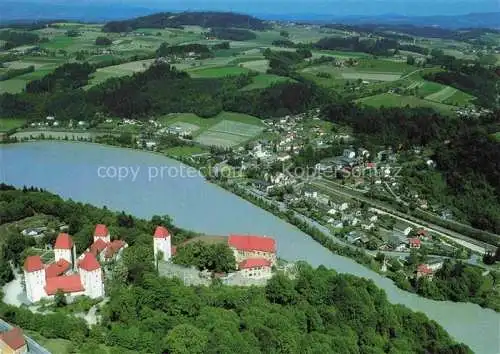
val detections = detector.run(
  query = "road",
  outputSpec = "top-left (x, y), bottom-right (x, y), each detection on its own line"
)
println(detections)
top-left (311, 179), bottom-right (497, 254)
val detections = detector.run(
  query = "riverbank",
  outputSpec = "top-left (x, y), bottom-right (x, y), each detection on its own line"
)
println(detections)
top-left (4, 136), bottom-right (500, 313)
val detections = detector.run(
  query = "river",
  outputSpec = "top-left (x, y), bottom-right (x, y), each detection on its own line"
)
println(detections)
top-left (1, 141), bottom-right (499, 353)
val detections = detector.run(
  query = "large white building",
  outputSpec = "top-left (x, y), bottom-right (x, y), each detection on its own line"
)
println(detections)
top-left (23, 226), bottom-right (125, 303)
top-left (153, 226), bottom-right (172, 262)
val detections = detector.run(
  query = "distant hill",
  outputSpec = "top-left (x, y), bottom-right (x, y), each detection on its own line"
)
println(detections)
top-left (263, 12), bottom-right (500, 29)
top-left (103, 12), bottom-right (270, 32)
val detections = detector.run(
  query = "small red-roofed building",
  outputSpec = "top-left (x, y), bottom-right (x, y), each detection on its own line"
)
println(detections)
top-left (23, 256), bottom-right (46, 303)
top-left (0, 327), bottom-right (27, 354)
top-left (238, 258), bottom-right (272, 279)
top-left (408, 238), bottom-right (421, 249)
top-left (94, 224), bottom-right (110, 243)
top-left (153, 226), bottom-right (172, 262)
top-left (228, 235), bottom-right (277, 266)
top-left (78, 253), bottom-right (104, 299)
top-left (54, 233), bottom-right (75, 267)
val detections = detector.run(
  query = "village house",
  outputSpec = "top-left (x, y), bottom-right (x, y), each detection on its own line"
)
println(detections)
top-left (408, 238), bottom-right (421, 249)
top-left (228, 235), bottom-right (277, 279)
top-left (416, 260), bottom-right (443, 280)
top-left (0, 327), bottom-right (27, 354)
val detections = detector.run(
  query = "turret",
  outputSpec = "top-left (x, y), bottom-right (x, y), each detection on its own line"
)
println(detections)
top-left (78, 253), bottom-right (104, 299)
top-left (54, 233), bottom-right (75, 268)
top-left (153, 226), bottom-right (171, 262)
top-left (23, 255), bottom-right (46, 303)
top-left (93, 224), bottom-right (110, 243)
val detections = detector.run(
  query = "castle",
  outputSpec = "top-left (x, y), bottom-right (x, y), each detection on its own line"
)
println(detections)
top-left (23, 224), bottom-right (127, 303)
top-left (24, 224), bottom-right (278, 303)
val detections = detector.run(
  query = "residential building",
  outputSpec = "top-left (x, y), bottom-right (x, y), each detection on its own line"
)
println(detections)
top-left (408, 238), bottom-right (421, 249)
top-left (0, 327), bottom-right (27, 354)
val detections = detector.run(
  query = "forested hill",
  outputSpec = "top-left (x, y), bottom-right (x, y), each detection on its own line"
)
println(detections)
top-left (103, 11), bottom-right (269, 33)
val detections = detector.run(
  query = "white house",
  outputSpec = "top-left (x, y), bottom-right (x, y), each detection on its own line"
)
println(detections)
top-left (339, 202), bottom-right (349, 211)
top-left (153, 226), bottom-right (172, 262)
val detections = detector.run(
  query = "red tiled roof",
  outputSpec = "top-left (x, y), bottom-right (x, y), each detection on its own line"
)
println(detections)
top-left (154, 226), bottom-right (170, 239)
top-left (409, 238), bottom-right (421, 246)
top-left (0, 327), bottom-right (26, 350)
top-left (90, 238), bottom-right (108, 256)
top-left (417, 264), bottom-right (432, 275)
top-left (24, 255), bottom-right (44, 272)
top-left (104, 240), bottom-right (126, 259)
top-left (45, 259), bottom-right (71, 278)
top-left (78, 253), bottom-right (101, 271)
top-left (45, 274), bottom-right (84, 295)
top-left (54, 233), bottom-right (73, 250)
top-left (366, 162), bottom-right (376, 168)
top-left (228, 235), bottom-right (276, 253)
top-left (417, 229), bottom-right (428, 236)
top-left (239, 258), bottom-right (272, 269)
top-left (94, 224), bottom-right (109, 238)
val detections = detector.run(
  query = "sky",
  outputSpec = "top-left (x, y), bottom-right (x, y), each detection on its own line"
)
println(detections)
top-left (17, 0), bottom-right (500, 16)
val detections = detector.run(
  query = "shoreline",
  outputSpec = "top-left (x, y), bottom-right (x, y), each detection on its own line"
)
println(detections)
top-left (4, 137), bottom-right (499, 313)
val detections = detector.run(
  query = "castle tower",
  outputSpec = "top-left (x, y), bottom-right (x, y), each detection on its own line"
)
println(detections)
top-left (94, 224), bottom-right (111, 243)
top-left (153, 226), bottom-right (171, 262)
top-left (78, 253), bottom-right (104, 299)
top-left (54, 233), bottom-right (74, 266)
top-left (23, 256), bottom-right (46, 303)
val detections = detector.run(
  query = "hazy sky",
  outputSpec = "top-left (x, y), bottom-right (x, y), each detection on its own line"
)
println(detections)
top-left (18, 0), bottom-right (500, 16)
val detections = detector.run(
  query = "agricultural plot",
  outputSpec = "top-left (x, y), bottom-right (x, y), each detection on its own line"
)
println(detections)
top-left (425, 86), bottom-right (457, 103)
top-left (240, 74), bottom-right (293, 90)
top-left (442, 89), bottom-right (476, 106)
top-left (188, 66), bottom-right (251, 78)
top-left (0, 118), bottom-right (26, 132)
top-left (0, 79), bottom-right (27, 94)
top-left (195, 120), bottom-right (264, 147)
top-left (86, 59), bottom-right (154, 87)
top-left (240, 59), bottom-right (269, 73)
top-left (357, 93), bottom-right (456, 115)
top-left (341, 72), bottom-right (401, 81)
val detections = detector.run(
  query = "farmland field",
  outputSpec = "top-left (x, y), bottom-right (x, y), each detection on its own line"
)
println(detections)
top-left (425, 86), bottom-right (457, 102)
top-left (0, 118), bottom-right (26, 132)
top-left (86, 59), bottom-right (155, 87)
top-left (240, 59), bottom-right (269, 73)
top-left (241, 74), bottom-right (293, 90)
top-left (195, 119), bottom-right (264, 147)
top-left (341, 72), bottom-right (401, 81)
top-left (357, 93), bottom-right (456, 115)
top-left (188, 66), bottom-right (251, 78)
